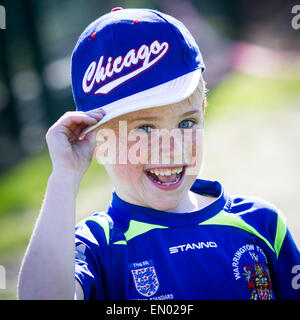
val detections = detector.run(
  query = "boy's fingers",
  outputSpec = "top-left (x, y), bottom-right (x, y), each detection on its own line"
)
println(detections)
top-left (46, 110), bottom-right (105, 142)
top-left (71, 122), bottom-right (88, 137)
top-left (77, 110), bottom-right (106, 139)
top-left (86, 108), bottom-right (106, 116)
top-left (82, 109), bottom-right (106, 122)
top-left (60, 113), bottom-right (101, 128)
top-left (77, 122), bottom-right (99, 139)
top-left (63, 110), bottom-right (105, 126)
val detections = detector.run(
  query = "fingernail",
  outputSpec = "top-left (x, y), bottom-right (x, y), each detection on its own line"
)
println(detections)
top-left (78, 135), bottom-right (86, 141)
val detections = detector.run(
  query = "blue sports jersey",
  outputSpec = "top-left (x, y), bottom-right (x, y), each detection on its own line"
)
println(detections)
top-left (74, 179), bottom-right (300, 300)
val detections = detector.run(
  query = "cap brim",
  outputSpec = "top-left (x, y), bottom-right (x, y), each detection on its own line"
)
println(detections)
top-left (79, 68), bottom-right (202, 137)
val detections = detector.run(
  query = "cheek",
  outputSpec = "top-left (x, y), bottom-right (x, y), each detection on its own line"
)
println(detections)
top-left (114, 135), bottom-right (149, 184)
top-left (184, 129), bottom-right (203, 176)
top-left (113, 163), bottom-right (144, 183)
top-left (183, 128), bottom-right (203, 162)
top-left (127, 135), bottom-right (150, 165)
top-left (192, 130), bottom-right (203, 158)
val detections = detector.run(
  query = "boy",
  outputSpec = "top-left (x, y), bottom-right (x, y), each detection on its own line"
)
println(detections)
top-left (18, 8), bottom-right (300, 300)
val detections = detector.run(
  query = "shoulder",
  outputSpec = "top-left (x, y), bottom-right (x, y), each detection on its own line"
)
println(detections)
top-left (75, 212), bottom-right (114, 246)
top-left (225, 194), bottom-right (287, 257)
top-left (227, 194), bottom-right (286, 225)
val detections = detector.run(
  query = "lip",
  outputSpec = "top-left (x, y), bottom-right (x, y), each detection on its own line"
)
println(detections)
top-left (144, 166), bottom-right (186, 191)
top-left (144, 165), bottom-right (185, 170)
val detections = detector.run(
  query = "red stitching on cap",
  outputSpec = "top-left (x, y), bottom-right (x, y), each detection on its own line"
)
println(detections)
top-left (111, 7), bottom-right (123, 12)
top-left (88, 32), bottom-right (97, 41)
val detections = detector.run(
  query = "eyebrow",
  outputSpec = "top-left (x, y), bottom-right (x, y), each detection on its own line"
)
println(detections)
top-left (181, 109), bottom-right (201, 117)
top-left (129, 109), bottom-right (201, 122)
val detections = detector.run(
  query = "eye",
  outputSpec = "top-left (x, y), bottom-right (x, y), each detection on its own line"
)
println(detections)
top-left (137, 125), bottom-right (153, 133)
top-left (178, 119), bottom-right (196, 129)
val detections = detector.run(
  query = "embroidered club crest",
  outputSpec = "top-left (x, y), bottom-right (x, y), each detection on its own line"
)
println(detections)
top-left (130, 260), bottom-right (159, 297)
top-left (242, 259), bottom-right (273, 300)
top-left (232, 244), bottom-right (274, 300)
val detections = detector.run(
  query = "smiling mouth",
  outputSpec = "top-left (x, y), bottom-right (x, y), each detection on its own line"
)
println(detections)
top-left (145, 166), bottom-right (185, 187)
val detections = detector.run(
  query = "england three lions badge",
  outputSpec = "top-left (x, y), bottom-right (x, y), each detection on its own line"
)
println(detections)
top-left (129, 260), bottom-right (159, 297)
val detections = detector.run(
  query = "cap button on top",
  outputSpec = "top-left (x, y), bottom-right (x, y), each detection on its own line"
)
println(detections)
top-left (111, 7), bottom-right (124, 12)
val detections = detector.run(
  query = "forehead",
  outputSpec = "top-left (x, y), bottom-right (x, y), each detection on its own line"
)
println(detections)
top-left (126, 101), bottom-right (185, 120)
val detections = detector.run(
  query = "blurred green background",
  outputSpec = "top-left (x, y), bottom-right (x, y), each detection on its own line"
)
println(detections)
top-left (0, 0), bottom-right (299, 299)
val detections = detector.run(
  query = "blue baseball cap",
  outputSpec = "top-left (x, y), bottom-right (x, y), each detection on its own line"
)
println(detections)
top-left (71, 7), bottom-right (205, 136)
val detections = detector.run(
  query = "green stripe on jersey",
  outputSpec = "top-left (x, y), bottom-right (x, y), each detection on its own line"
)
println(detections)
top-left (274, 210), bottom-right (287, 259)
top-left (199, 210), bottom-right (275, 254)
top-left (84, 216), bottom-right (110, 245)
top-left (124, 220), bottom-right (168, 242)
top-left (113, 240), bottom-right (127, 245)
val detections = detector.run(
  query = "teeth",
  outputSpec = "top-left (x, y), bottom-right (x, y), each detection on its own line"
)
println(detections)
top-left (175, 167), bottom-right (183, 174)
top-left (149, 167), bottom-right (183, 176)
top-left (164, 169), bottom-right (171, 176)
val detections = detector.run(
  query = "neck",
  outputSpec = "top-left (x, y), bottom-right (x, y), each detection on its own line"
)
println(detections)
top-left (115, 187), bottom-right (216, 214)
top-left (164, 191), bottom-right (202, 213)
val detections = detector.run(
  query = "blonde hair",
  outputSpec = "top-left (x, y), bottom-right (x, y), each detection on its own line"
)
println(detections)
top-left (187, 75), bottom-right (208, 120)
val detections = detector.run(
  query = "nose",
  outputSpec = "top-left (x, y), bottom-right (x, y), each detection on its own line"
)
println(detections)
top-left (149, 129), bottom-right (184, 165)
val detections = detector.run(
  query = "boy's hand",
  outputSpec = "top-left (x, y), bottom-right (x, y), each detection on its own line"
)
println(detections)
top-left (46, 109), bottom-right (105, 178)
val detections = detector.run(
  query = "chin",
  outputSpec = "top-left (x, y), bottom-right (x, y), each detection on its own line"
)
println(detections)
top-left (140, 164), bottom-right (197, 210)
top-left (141, 180), bottom-right (187, 212)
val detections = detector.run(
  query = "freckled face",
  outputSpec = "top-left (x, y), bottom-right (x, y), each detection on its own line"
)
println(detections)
top-left (96, 98), bottom-right (204, 211)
